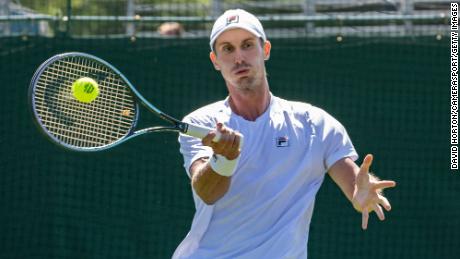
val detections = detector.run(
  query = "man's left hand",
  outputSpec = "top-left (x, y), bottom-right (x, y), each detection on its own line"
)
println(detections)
top-left (352, 154), bottom-right (396, 230)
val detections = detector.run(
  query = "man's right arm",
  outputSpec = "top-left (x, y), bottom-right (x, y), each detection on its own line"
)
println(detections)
top-left (190, 157), bottom-right (231, 205)
top-left (190, 122), bottom-right (242, 205)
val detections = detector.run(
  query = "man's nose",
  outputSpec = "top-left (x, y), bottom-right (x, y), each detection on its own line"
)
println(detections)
top-left (234, 49), bottom-right (244, 64)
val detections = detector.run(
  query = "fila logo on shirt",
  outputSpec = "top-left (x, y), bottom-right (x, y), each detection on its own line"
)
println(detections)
top-left (226, 15), bottom-right (239, 25)
top-left (276, 136), bottom-right (289, 147)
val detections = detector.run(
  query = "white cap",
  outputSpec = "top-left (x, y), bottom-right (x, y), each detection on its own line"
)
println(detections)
top-left (210, 9), bottom-right (266, 52)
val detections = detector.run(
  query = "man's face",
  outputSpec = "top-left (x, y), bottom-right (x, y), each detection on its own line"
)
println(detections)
top-left (210, 28), bottom-right (270, 92)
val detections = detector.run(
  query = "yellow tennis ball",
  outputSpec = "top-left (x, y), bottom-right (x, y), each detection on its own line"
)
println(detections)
top-left (71, 77), bottom-right (99, 103)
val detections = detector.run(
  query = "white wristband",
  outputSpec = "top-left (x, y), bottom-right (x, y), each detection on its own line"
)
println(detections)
top-left (209, 154), bottom-right (239, 177)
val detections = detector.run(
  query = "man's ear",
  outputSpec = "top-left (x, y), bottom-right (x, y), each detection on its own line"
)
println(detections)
top-left (209, 51), bottom-right (221, 70)
top-left (263, 40), bottom-right (271, 61)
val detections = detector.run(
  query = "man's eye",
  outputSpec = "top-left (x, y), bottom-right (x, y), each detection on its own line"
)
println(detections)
top-left (243, 42), bottom-right (253, 49)
top-left (222, 46), bottom-right (233, 52)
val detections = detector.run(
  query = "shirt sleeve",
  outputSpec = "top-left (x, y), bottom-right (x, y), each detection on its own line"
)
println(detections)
top-left (316, 108), bottom-right (359, 170)
top-left (178, 115), bottom-right (214, 178)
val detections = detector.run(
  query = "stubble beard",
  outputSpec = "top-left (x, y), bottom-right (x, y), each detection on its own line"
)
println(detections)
top-left (236, 76), bottom-right (256, 92)
top-left (234, 70), bottom-right (265, 93)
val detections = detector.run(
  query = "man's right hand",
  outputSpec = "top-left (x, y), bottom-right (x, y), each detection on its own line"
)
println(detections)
top-left (201, 122), bottom-right (242, 160)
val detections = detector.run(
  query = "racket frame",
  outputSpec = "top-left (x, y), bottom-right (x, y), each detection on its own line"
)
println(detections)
top-left (29, 52), bottom-right (195, 152)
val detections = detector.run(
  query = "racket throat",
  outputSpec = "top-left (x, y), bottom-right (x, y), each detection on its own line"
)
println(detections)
top-left (177, 122), bottom-right (189, 133)
top-left (156, 112), bottom-right (189, 133)
top-left (133, 126), bottom-right (182, 136)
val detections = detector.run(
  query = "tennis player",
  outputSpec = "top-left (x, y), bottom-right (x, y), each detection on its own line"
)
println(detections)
top-left (173, 9), bottom-right (396, 258)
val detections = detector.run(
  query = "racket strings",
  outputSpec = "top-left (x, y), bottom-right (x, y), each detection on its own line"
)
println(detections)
top-left (33, 56), bottom-right (137, 148)
top-left (66, 57), bottom-right (134, 146)
top-left (36, 68), bottom-right (133, 124)
top-left (42, 66), bottom-right (132, 103)
top-left (48, 62), bottom-right (131, 147)
top-left (56, 58), bottom-right (123, 142)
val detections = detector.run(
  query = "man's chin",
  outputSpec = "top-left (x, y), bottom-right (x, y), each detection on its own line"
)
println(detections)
top-left (236, 77), bottom-right (254, 87)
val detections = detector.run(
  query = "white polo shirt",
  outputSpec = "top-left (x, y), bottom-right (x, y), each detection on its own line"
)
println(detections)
top-left (174, 94), bottom-right (358, 259)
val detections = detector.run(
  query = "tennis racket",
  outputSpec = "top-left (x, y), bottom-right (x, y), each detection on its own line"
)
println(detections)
top-left (29, 52), bottom-right (234, 152)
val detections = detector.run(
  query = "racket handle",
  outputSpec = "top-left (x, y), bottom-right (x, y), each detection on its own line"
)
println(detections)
top-left (185, 123), bottom-right (244, 148)
top-left (185, 123), bottom-right (220, 141)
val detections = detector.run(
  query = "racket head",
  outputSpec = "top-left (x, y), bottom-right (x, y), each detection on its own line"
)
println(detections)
top-left (29, 52), bottom-right (139, 151)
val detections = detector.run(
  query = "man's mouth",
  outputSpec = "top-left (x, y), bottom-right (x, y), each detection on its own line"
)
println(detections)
top-left (234, 68), bottom-right (249, 75)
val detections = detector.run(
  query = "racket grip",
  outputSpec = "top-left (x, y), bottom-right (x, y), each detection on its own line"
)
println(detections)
top-left (185, 123), bottom-right (244, 148)
top-left (185, 123), bottom-right (221, 142)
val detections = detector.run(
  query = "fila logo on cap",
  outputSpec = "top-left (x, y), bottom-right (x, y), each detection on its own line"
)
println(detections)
top-left (226, 15), bottom-right (239, 25)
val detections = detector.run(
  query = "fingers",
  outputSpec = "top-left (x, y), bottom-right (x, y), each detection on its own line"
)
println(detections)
top-left (372, 204), bottom-right (385, 221)
top-left (216, 121), bottom-right (224, 132)
top-left (216, 131), bottom-right (237, 156)
top-left (202, 122), bottom-right (241, 160)
top-left (201, 130), bottom-right (217, 146)
top-left (362, 207), bottom-right (369, 230)
top-left (377, 195), bottom-right (392, 211)
top-left (201, 122), bottom-right (230, 148)
top-left (372, 180), bottom-right (396, 190)
top-left (361, 204), bottom-right (384, 230)
top-left (360, 195), bottom-right (392, 229)
top-left (359, 154), bottom-right (373, 174)
top-left (356, 154), bottom-right (395, 230)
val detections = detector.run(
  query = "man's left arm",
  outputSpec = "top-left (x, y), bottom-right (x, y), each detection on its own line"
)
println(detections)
top-left (328, 154), bottom-right (396, 230)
